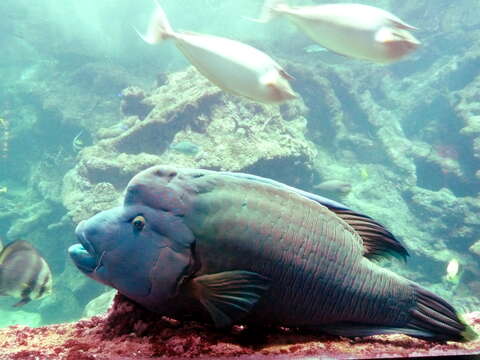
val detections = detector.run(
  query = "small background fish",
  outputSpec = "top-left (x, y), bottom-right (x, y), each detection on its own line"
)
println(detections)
top-left (0, 240), bottom-right (53, 307)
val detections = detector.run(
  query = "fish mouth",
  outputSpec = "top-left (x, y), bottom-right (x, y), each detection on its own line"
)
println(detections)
top-left (68, 243), bottom-right (98, 273)
top-left (68, 226), bottom-right (101, 274)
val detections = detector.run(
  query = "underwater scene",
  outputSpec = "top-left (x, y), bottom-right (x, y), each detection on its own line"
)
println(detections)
top-left (0, 0), bottom-right (480, 358)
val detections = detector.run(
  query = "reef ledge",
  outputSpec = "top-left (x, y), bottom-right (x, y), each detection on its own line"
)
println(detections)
top-left (1, 294), bottom-right (479, 360)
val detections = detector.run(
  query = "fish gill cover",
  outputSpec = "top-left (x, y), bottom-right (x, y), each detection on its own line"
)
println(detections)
top-left (0, 0), bottom-right (479, 358)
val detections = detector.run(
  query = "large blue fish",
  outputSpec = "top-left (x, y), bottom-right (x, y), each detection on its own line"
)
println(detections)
top-left (69, 165), bottom-right (477, 341)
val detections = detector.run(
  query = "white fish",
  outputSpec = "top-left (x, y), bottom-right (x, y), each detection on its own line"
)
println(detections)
top-left (445, 258), bottom-right (460, 282)
top-left (257, 1), bottom-right (420, 64)
top-left (137, 1), bottom-right (297, 104)
top-left (313, 180), bottom-right (351, 194)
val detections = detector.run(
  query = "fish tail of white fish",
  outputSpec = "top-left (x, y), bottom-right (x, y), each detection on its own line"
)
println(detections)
top-left (137, 0), bottom-right (175, 44)
top-left (255, 0), bottom-right (287, 23)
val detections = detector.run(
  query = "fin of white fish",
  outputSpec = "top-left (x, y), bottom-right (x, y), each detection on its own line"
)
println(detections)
top-left (278, 68), bottom-right (295, 81)
top-left (258, 0), bottom-right (285, 23)
top-left (187, 270), bottom-right (270, 328)
top-left (387, 17), bottom-right (418, 31)
top-left (136, 0), bottom-right (174, 44)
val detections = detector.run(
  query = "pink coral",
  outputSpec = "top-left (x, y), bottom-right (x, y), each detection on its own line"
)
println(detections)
top-left (0, 294), bottom-right (479, 359)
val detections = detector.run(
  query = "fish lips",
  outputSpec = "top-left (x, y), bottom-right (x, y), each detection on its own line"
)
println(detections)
top-left (68, 224), bottom-right (101, 274)
top-left (68, 243), bottom-right (98, 274)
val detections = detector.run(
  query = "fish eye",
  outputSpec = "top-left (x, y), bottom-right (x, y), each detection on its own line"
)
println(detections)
top-left (132, 216), bottom-right (146, 231)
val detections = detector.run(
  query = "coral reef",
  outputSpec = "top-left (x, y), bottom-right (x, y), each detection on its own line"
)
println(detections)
top-left (83, 290), bottom-right (116, 318)
top-left (0, 293), bottom-right (478, 359)
top-left (62, 67), bottom-right (316, 223)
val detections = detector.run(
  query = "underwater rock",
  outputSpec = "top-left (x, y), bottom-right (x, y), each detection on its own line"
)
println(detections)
top-left (453, 69), bottom-right (480, 178)
top-left (0, 293), bottom-right (478, 359)
top-left (25, 60), bottom-right (144, 133)
top-left (83, 289), bottom-right (116, 318)
top-left (62, 66), bottom-right (316, 222)
top-left (6, 201), bottom-right (54, 240)
top-left (119, 86), bottom-right (153, 120)
top-left (470, 240), bottom-right (480, 257)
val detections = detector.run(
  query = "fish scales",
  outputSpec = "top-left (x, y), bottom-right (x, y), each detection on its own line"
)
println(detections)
top-left (181, 172), bottom-right (398, 322)
top-left (312, 220), bottom-right (359, 321)
top-left (185, 175), bottom-right (404, 325)
top-left (293, 202), bottom-right (318, 311)
top-left (187, 180), bottom-right (323, 320)
top-left (301, 204), bottom-right (322, 309)
top-left (284, 192), bottom-right (313, 310)
top-left (241, 183), bottom-right (312, 310)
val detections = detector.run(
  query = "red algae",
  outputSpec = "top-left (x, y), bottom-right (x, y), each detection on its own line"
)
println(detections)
top-left (0, 294), bottom-right (479, 360)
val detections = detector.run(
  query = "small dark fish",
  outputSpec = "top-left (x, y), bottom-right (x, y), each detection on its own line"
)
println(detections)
top-left (0, 240), bottom-right (53, 307)
top-left (69, 166), bottom-right (477, 342)
top-left (313, 179), bottom-right (352, 194)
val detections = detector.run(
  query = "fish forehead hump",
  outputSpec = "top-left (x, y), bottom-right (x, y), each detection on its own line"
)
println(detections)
top-left (142, 167), bottom-right (366, 256)
top-left (128, 165), bottom-right (363, 246)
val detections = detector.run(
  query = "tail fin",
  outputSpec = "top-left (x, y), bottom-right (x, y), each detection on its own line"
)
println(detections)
top-left (407, 284), bottom-right (478, 342)
top-left (136, 0), bottom-right (174, 44)
top-left (320, 284), bottom-right (478, 342)
top-left (256, 0), bottom-right (285, 23)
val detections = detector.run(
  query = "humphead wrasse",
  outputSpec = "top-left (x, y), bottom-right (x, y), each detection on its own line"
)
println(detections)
top-left (69, 166), bottom-right (477, 342)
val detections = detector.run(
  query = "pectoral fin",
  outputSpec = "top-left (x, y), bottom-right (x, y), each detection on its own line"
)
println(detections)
top-left (188, 270), bottom-right (270, 328)
top-left (279, 68), bottom-right (295, 81)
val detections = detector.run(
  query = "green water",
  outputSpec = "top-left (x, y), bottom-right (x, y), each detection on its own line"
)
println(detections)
top-left (0, 0), bottom-right (479, 328)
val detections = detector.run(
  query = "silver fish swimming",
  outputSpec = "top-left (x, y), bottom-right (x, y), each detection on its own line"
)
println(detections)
top-left (313, 179), bottom-right (352, 194)
top-left (0, 240), bottom-right (53, 306)
top-left (257, 1), bottom-right (420, 64)
top-left (137, 1), bottom-right (297, 104)
top-left (69, 166), bottom-right (477, 342)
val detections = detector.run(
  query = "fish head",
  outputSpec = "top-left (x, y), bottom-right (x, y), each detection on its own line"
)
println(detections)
top-left (376, 27), bottom-right (420, 61)
top-left (69, 182), bottom-right (195, 310)
top-left (265, 81), bottom-right (297, 103)
top-left (260, 69), bottom-right (297, 103)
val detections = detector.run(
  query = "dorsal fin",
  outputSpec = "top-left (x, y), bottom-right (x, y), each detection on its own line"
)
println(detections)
top-left (216, 171), bottom-right (409, 262)
top-left (330, 209), bottom-right (409, 262)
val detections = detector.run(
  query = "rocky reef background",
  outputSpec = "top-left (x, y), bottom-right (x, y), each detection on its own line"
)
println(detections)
top-left (0, 0), bottom-right (479, 343)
